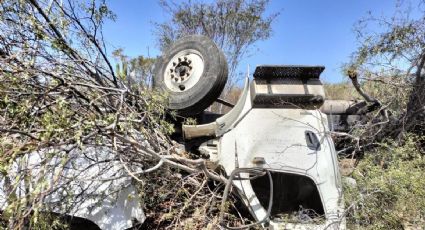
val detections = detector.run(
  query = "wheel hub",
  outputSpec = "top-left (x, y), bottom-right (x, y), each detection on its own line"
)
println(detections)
top-left (173, 58), bottom-right (192, 80)
top-left (164, 49), bottom-right (204, 92)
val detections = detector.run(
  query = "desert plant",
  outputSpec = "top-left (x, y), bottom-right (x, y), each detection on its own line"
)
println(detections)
top-left (343, 135), bottom-right (425, 229)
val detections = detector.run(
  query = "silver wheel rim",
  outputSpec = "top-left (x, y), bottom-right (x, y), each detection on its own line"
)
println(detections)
top-left (164, 49), bottom-right (204, 92)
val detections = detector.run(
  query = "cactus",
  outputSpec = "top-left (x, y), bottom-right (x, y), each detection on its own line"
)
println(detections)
top-left (115, 61), bottom-right (128, 80)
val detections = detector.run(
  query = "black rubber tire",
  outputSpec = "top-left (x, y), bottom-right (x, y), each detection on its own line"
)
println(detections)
top-left (153, 35), bottom-right (228, 116)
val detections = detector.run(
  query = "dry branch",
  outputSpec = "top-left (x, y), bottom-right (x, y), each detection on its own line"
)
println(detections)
top-left (0, 1), bottom-right (244, 229)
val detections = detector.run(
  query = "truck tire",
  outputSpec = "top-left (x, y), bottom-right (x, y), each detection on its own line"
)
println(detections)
top-left (153, 35), bottom-right (228, 116)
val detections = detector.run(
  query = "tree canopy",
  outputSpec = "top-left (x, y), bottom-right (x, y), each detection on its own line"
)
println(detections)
top-left (345, 0), bottom-right (425, 145)
top-left (155, 0), bottom-right (280, 89)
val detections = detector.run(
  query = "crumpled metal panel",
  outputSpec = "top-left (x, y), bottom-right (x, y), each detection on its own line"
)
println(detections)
top-left (253, 65), bottom-right (325, 79)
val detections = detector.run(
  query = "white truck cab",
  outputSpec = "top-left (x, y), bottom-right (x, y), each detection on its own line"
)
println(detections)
top-left (183, 65), bottom-right (345, 229)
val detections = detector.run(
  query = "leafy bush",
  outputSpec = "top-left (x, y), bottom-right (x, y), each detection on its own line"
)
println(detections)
top-left (344, 135), bottom-right (425, 229)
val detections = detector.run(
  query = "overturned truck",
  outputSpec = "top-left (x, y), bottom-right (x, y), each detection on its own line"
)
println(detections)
top-left (0, 35), bottom-right (363, 229)
top-left (152, 35), bottom-right (354, 229)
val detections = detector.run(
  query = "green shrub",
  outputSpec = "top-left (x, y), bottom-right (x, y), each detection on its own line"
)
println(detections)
top-left (343, 135), bottom-right (425, 229)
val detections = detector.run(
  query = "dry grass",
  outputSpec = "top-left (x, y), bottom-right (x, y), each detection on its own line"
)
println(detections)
top-left (323, 82), bottom-right (360, 100)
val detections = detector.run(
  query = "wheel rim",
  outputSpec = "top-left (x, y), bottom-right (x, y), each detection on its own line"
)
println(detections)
top-left (163, 49), bottom-right (204, 92)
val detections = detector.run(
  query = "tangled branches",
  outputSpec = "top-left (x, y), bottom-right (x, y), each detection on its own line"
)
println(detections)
top-left (335, 1), bottom-right (425, 158)
top-left (0, 1), bottom-right (239, 229)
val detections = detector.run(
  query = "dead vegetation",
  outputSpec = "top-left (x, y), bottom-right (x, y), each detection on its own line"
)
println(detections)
top-left (0, 1), bottom-right (249, 229)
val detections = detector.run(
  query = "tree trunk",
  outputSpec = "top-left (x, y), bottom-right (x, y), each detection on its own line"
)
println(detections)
top-left (404, 52), bottom-right (425, 135)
